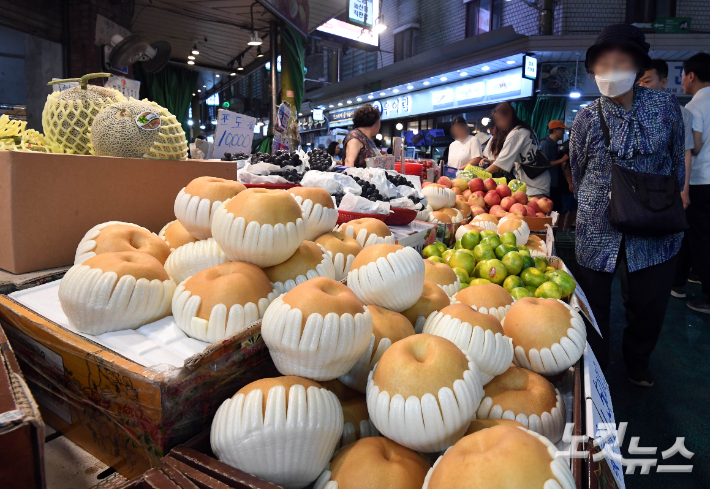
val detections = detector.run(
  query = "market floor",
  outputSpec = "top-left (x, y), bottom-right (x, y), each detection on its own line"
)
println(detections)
top-left (604, 277), bottom-right (710, 488)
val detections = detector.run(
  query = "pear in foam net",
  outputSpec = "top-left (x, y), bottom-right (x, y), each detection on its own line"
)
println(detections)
top-left (158, 220), bottom-right (198, 252)
top-left (211, 188), bottom-right (305, 267)
top-left (74, 221), bottom-right (169, 265)
top-left (211, 376), bottom-right (343, 489)
top-left (314, 231), bottom-right (363, 281)
top-left (454, 283), bottom-right (514, 321)
top-left (172, 262), bottom-right (277, 343)
top-left (366, 334), bottom-right (485, 453)
top-left (164, 238), bottom-right (230, 284)
top-left (174, 176), bottom-right (246, 240)
top-left (424, 259), bottom-right (461, 297)
top-left (338, 305), bottom-right (414, 393)
top-left (347, 244), bottom-right (425, 312)
top-left (288, 187), bottom-right (339, 241)
top-left (261, 240), bottom-right (335, 294)
top-left (401, 280), bottom-right (453, 334)
top-left (337, 218), bottom-right (395, 248)
top-left (59, 251), bottom-right (175, 335)
top-left (261, 277), bottom-right (373, 381)
top-left (422, 424), bottom-right (575, 489)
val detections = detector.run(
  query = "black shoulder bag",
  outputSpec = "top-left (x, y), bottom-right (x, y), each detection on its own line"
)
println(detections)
top-left (598, 102), bottom-right (687, 237)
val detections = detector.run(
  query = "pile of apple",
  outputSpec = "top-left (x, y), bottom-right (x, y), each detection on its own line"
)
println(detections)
top-left (425, 176), bottom-right (554, 219)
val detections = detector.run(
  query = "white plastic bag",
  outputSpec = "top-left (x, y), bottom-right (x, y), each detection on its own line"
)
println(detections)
top-left (300, 170), bottom-right (362, 195)
top-left (338, 192), bottom-right (390, 215)
top-left (237, 171), bottom-right (289, 184)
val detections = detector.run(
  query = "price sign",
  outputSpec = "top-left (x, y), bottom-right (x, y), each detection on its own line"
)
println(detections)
top-left (213, 109), bottom-right (256, 160)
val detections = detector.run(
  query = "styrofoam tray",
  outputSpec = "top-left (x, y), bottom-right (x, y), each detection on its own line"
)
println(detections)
top-left (9, 280), bottom-right (210, 369)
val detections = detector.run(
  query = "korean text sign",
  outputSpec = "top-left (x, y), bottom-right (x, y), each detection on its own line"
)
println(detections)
top-left (213, 109), bottom-right (256, 160)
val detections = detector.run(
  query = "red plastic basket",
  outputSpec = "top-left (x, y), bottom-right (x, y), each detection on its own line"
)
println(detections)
top-left (394, 162), bottom-right (424, 176)
top-left (336, 210), bottom-right (389, 226)
top-left (385, 207), bottom-right (417, 226)
top-left (243, 183), bottom-right (301, 189)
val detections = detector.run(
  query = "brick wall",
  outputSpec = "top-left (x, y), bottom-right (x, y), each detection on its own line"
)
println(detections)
top-left (67, 0), bottom-right (134, 79)
top-left (677, 0), bottom-right (710, 32)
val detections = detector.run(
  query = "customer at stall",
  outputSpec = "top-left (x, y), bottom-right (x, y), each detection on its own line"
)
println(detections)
top-left (682, 52), bottom-right (710, 314)
top-left (569, 24), bottom-right (685, 385)
top-left (540, 120), bottom-right (571, 211)
top-left (327, 141), bottom-right (342, 161)
top-left (446, 116), bottom-right (483, 169)
top-left (637, 58), bottom-right (695, 299)
top-left (482, 102), bottom-right (549, 197)
top-left (343, 104), bottom-right (381, 168)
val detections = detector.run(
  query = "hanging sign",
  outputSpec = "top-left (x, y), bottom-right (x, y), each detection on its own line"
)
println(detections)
top-left (212, 109), bottom-right (256, 160)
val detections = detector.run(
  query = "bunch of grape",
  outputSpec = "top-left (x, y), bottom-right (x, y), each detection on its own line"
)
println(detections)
top-left (352, 176), bottom-right (388, 203)
top-left (221, 152), bottom-right (249, 161)
top-left (386, 172), bottom-right (414, 188)
top-left (332, 192), bottom-right (345, 207)
top-left (271, 150), bottom-right (302, 168)
top-left (250, 152), bottom-right (273, 164)
top-left (307, 148), bottom-right (332, 171)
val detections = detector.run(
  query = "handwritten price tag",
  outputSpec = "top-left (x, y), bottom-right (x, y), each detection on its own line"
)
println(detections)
top-left (213, 109), bottom-right (256, 160)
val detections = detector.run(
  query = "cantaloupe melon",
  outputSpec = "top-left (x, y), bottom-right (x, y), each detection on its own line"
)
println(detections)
top-left (90, 98), bottom-right (188, 160)
top-left (42, 73), bottom-right (126, 154)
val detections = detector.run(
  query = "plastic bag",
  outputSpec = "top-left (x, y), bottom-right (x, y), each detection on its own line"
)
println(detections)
top-left (300, 170), bottom-right (362, 195)
top-left (244, 162), bottom-right (281, 175)
top-left (238, 171), bottom-right (289, 184)
top-left (338, 192), bottom-right (390, 215)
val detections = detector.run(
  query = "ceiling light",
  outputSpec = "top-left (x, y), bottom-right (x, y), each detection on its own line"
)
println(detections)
top-left (192, 93), bottom-right (195, 96)
top-left (248, 31), bottom-right (263, 46)
top-left (423, 81), bottom-right (430, 85)
top-left (572, 110), bottom-right (578, 112)
top-left (187, 120), bottom-right (193, 126)
top-left (215, 74), bottom-right (220, 78)
top-left (412, 129), bottom-right (418, 135)
top-left (396, 123), bottom-right (403, 130)
top-left (257, 47), bottom-right (264, 58)
top-left (230, 72), bottom-right (236, 76)
top-left (368, 94), bottom-right (374, 99)
top-left (380, 92), bottom-right (386, 96)
top-left (188, 55), bottom-right (195, 60)
top-left (481, 66), bottom-right (490, 71)
top-left (407, 85), bottom-right (414, 89)
top-left (393, 89), bottom-right (399, 93)
top-left (357, 97), bottom-right (362, 101)
top-left (237, 61), bottom-right (244, 71)
top-left (337, 102), bottom-right (343, 106)
top-left (199, 125), bottom-right (206, 130)
top-left (460, 72), bottom-right (467, 76)
top-left (187, 60), bottom-right (195, 65)
top-left (569, 91), bottom-right (581, 99)
top-left (211, 120), bottom-right (218, 125)
top-left (197, 89), bottom-right (201, 92)
top-left (375, 133), bottom-right (383, 140)
top-left (440, 77), bottom-right (447, 81)
top-left (372, 13), bottom-right (387, 34)
top-left (481, 117), bottom-right (490, 126)
top-left (298, 112), bottom-right (302, 116)
top-left (191, 45), bottom-right (199, 55)
top-left (347, 100), bottom-right (353, 104)
top-left (203, 85), bottom-right (207, 88)
top-left (580, 104), bottom-right (589, 107)
top-left (507, 60), bottom-right (516, 64)
top-left (329, 104), bottom-right (334, 108)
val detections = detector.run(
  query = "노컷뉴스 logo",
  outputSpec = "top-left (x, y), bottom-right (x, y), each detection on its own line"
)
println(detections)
top-left (135, 111), bottom-right (161, 131)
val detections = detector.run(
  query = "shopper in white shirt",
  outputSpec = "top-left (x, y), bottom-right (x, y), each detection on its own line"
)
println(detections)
top-left (482, 102), bottom-right (549, 197)
top-left (681, 52), bottom-right (710, 314)
top-left (446, 116), bottom-right (483, 169)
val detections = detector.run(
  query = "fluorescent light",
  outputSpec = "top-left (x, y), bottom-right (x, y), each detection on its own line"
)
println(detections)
top-left (337, 102), bottom-right (343, 106)
top-left (357, 97), bottom-right (362, 101)
top-left (507, 60), bottom-right (516, 64)
top-left (407, 85), bottom-right (414, 89)
top-left (440, 77), bottom-right (447, 81)
top-left (380, 92), bottom-right (386, 96)
top-left (573, 110), bottom-right (578, 112)
top-left (481, 66), bottom-right (490, 71)
top-left (580, 104), bottom-right (589, 107)
top-left (393, 88), bottom-right (399, 93)
top-left (187, 60), bottom-right (195, 65)
top-left (423, 81), bottom-right (430, 85)
top-left (347, 100), bottom-right (353, 104)
top-left (460, 72), bottom-right (467, 76)
top-left (569, 91), bottom-right (581, 99)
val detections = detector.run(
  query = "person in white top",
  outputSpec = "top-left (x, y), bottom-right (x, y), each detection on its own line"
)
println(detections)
top-left (482, 102), bottom-right (550, 197)
top-left (681, 52), bottom-right (710, 314)
top-left (446, 116), bottom-right (483, 169)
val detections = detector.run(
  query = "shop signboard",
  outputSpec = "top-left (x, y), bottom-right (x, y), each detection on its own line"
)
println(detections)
top-left (317, 18), bottom-right (379, 47)
top-left (665, 61), bottom-right (690, 97)
top-left (652, 17), bottom-right (691, 34)
top-left (212, 109), bottom-right (256, 159)
top-left (258, 0), bottom-right (309, 37)
top-left (329, 105), bottom-right (361, 126)
top-left (312, 108), bottom-right (324, 121)
top-left (374, 68), bottom-right (532, 120)
top-left (523, 55), bottom-right (538, 80)
top-left (348, 0), bottom-right (378, 27)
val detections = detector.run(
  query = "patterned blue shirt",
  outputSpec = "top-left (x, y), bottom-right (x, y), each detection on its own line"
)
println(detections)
top-left (569, 86), bottom-right (685, 273)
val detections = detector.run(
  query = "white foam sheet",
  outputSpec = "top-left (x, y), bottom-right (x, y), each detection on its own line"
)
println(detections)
top-left (9, 280), bottom-right (210, 369)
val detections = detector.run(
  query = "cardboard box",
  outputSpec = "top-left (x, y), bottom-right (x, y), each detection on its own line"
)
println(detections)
top-left (0, 324), bottom-right (46, 489)
top-left (0, 151), bottom-right (237, 274)
top-left (0, 266), bottom-right (69, 295)
top-left (0, 295), bottom-right (278, 479)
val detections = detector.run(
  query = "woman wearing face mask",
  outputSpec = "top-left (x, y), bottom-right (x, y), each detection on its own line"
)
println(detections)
top-left (482, 102), bottom-right (549, 197)
top-left (569, 24), bottom-right (685, 386)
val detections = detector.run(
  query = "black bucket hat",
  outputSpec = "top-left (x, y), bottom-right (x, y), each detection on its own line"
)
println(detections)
top-left (585, 24), bottom-right (651, 72)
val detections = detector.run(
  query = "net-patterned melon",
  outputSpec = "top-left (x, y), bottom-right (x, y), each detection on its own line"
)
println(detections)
top-left (42, 73), bottom-right (126, 154)
top-left (90, 98), bottom-right (188, 160)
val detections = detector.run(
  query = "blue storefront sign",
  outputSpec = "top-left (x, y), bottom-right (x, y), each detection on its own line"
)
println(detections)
top-left (328, 106), bottom-right (360, 125)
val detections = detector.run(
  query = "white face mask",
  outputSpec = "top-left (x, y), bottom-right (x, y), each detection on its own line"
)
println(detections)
top-left (595, 70), bottom-right (637, 98)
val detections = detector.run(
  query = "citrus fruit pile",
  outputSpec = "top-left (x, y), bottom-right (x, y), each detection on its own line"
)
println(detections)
top-left (421, 229), bottom-right (575, 300)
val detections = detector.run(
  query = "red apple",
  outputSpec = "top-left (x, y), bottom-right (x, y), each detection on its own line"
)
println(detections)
top-left (468, 178), bottom-right (485, 192)
top-left (462, 189), bottom-right (472, 201)
top-left (495, 184), bottom-right (512, 198)
top-left (484, 190), bottom-right (501, 207)
top-left (500, 196), bottom-right (516, 211)
top-left (471, 206), bottom-right (486, 217)
top-left (513, 191), bottom-right (528, 205)
top-left (536, 212), bottom-right (546, 217)
top-left (437, 176), bottom-right (452, 188)
top-left (483, 178), bottom-right (497, 192)
top-left (537, 197), bottom-right (554, 214)
top-left (489, 204), bottom-right (503, 214)
top-left (474, 190), bottom-right (485, 198)
top-left (453, 187), bottom-right (462, 195)
top-left (509, 203), bottom-right (526, 216)
top-left (452, 178), bottom-right (469, 192)
top-left (527, 199), bottom-right (540, 213)
top-left (468, 195), bottom-right (485, 208)
top-left (524, 205), bottom-right (536, 217)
